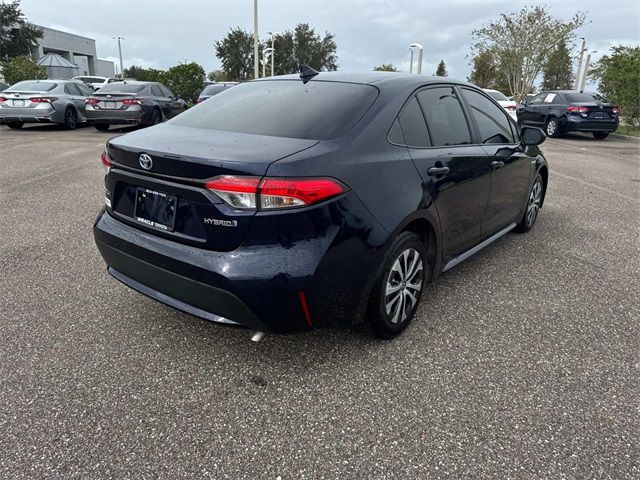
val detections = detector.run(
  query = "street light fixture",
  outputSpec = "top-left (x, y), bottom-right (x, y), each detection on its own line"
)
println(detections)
top-left (113, 36), bottom-right (125, 79)
top-left (409, 48), bottom-right (414, 74)
top-left (579, 49), bottom-right (597, 92)
top-left (267, 31), bottom-right (280, 76)
top-left (262, 48), bottom-right (274, 78)
top-left (409, 43), bottom-right (423, 74)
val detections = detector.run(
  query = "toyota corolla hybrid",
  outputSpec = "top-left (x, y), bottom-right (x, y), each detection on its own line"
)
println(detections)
top-left (93, 69), bottom-right (548, 339)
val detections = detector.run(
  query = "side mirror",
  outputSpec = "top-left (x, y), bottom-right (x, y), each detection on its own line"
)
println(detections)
top-left (521, 126), bottom-right (546, 146)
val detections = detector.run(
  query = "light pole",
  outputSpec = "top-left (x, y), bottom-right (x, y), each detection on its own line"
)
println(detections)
top-left (579, 50), bottom-right (597, 92)
top-left (268, 31), bottom-right (280, 76)
top-left (253, 0), bottom-right (259, 78)
top-left (409, 43), bottom-right (423, 74)
top-left (113, 36), bottom-right (125, 79)
top-left (409, 48), bottom-right (414, 73)
top-left (262, 48), bottom-right (274, 78)
top-left (574, 37), bottom-right (587, 89)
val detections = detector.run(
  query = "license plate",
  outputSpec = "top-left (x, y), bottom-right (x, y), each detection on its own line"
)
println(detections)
top-left (105, 101), bottom-right (117, 109)
top-left (13, 99), bottom-right (25, 107)
top-left (134, 188), bottom-right (177, 231)
top-left (594, 112), bottom-right (604, 119)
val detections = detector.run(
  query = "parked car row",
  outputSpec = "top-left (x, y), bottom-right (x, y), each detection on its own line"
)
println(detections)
top-left (0, 79), bottom-right (234, 131)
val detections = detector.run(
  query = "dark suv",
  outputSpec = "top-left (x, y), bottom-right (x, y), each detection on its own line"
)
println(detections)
top-left (517, 90), bottom-right (619, 139)
top-left (93, 71), bottom-right (548, 339)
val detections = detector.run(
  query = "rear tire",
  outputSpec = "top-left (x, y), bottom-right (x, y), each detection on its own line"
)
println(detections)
top-left (151, 108), bottom-right (162, 125)
top-left (593, 132), bottom-right (609, 139)
top-left (545, 117), bottom-right (560, 138)
top-left (7, 122), bottom-right (23, 129)
top-left (515, 174), bottom-right (544, 233)
top-left (94, 124), bottom-right (110, 131)
top-left (63, 107), bottom-right (78, 130)
top-left (366, 231), bottom-right (430, 339)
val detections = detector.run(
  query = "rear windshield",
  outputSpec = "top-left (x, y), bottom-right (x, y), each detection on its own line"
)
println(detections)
top-left (7, 81), bottom-right (57, 92)
top-left (565, 92), bottom-right (606, 103)
top-left (97, 83), bottom-right (146, 93)
top-left (76, 76), bottom-right (105, 83)
top-left (201, 84), bottom-right (229, 96)
top-left (173, 80), bottom-right (379, 140)
top-left (485, 90), bottom-right (508, 101)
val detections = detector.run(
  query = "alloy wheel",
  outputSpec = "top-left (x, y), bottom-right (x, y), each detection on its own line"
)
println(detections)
top-left (546, 119), bottom-right (556, 137)
top-left (384, 248), bottom-right (423, 324)
top-left (526, 177), bottom-right (543, 227)
top-left (65, 108), bottom-right (77, 129)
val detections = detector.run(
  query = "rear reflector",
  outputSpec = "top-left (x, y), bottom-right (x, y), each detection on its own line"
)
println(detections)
top-left (204, 175), bottom-right (347, 210)
top-left (297, 291), bottom-right (313, 327)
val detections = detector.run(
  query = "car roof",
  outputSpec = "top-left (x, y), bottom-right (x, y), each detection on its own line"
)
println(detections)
top-left (254, 71), bottom-right (478, 92)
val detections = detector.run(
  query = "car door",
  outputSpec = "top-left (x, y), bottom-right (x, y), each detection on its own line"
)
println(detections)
top-left (518, 93), bottom-right (547, 126)
top-left (159, 84), bottom-right (183, 118)
top-left (149, 84), bottom-right (170, 119)
top-left (64, 83), bottom-right (87, 116)
top-left (460, 87), bottom-right (533, 234)
top-left (399, 85), bottom-right (493, 260)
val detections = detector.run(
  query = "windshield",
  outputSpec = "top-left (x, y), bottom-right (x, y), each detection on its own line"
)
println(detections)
top-left (173, 80), bottom-right (379, 140)
top-left (485, 90), bottom-right (509, 101)
top-left (7, 81), bottom-right (57, 92)
top-left (565, 92), bottom-right (606, 103)
top-left (97, 83), bottom-right (145, 93)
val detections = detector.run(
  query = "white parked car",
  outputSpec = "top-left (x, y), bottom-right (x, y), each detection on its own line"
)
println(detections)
top-left (483, 89), bottom-right (518, 121)
top-left (72, 76), bottom-right (118, 91)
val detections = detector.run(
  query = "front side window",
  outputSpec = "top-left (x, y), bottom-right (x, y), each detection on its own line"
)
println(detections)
top-left (416, 87), bottom-right (471, 147)
top-left (159, 85), bottom-right (174, 98)
top-left (462, 88), bottom-right (515, 144)
top-left (529, 93), bottom-right (547, 105)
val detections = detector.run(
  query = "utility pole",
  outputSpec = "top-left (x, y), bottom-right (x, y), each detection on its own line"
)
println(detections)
top-left (409, 48), bottom-right (414, 74)
top-left (268, 31), bottom-right (279, 76)
top-left (114, 36), bottom-right (125, 80)
top-left (579, 50), bottom-right (596, 92)
top-left (574, 37), bottom-right (587, 89)
top-left (253, 0), bottom-right (259, 78)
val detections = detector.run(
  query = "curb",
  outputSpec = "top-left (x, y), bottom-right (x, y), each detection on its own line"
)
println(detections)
top-left (609, 133), bottom-right (640, 143)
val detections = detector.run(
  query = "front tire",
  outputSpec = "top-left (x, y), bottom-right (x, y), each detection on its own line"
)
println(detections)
top-left (545, 117), bottom-right (559, 138)
top-left (7, 122), bottom-right (23, 129)
top-left (366, 231), bottom-right (430, 339)
top-left (593, 132), bottom-right (609, 140)
top-left (63, 107), bottom-right (78, 130)
top-left (515, 174), bottom-right (544, 233)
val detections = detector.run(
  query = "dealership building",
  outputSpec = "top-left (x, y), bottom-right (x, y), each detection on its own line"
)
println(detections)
top-left (30, 26), bottom-right (115, 78)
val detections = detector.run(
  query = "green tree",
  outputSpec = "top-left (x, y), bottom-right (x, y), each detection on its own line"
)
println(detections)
top-left (590, 45), bottom-right (640, 124)
top-left (163, 62), bottom-right (206, 103)
top-left (123, 65), bottom-right (166, 83)
top-left (468, 49), bottom-right (511, 95)
top-left (214, 27), bottom-right (256, 81)
top-left (207, 70), bottom-right (229, 82)
top-left (0, 55), bottom-right (46, 84)
top-left (373, 63), bottom-right (398, 72)
top-left (270, 23), bottom-right (338, 75)
top-left (542, 40), bottom-right (573, 90)
top-left (472, 6), bottom-right (586, 101)
top-left (435, 59), bottom-right (447, 76)
top-left (0, 1), bottom-right (42, 62)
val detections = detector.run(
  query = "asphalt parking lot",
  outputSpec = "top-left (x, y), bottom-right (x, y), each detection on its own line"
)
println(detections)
top-left (1, 124), bottom-right (638, 479)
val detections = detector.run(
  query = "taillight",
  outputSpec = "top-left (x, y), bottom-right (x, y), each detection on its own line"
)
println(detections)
top-left (196, 98), bottom-right (205, 104)
top-left (101, 150), bottom-right (112, 173)
top-left (121, 98), bottom-right (142, 105)
top-left (0, 96), bottom-right (7, 103)
top-left (567, 106), bottom-right (588, 113)
top-left (506, 105), bottom-right (517, 111)
top-left (30, 97), bottom-right (57, 103)
top-left (86, 98), bottom-right (99, 105)
top-left (204, 176), bottom-right (347, 210)
top-left (612, 106), bottom-right (620, 114)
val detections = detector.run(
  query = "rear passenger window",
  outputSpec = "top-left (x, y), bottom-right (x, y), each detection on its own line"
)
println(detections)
top-left (416, 87), bottom-right (471, 147)
top-left (388, 118), bottom-right (405, 145)
top-left (397, 96), bottom-right (430, 147)
top-left (150, 85), bottom-right (163, 97)
top-left (64, 84), bottom-right (76, 95)
top-left (462, 88), bottom-right (516, 144)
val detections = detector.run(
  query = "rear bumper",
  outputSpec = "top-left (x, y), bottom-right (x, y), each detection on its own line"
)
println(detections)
top-left (86, 107), bottom-right (150, 125)
top-left (565, 116), bottom-right (619, 133)
top-left (94, 201), bottom-right (387, 333)
top-left (0, 108), bottom-right (61, 124)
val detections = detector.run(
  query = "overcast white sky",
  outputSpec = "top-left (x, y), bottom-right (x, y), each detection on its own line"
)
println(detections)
top-left (19, 0), bottom-right (640, 87)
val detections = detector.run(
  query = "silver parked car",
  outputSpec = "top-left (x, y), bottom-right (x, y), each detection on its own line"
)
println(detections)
top-left (0, 79), bottom-right (93, 129)
top-left (72, 75), bottom-right (118, 91)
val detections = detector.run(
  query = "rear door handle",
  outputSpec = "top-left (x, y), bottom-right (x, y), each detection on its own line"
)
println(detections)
top-left (491, 160), bottom-right (505, 169)
top-left (427, 166), bottom-right (450, 176)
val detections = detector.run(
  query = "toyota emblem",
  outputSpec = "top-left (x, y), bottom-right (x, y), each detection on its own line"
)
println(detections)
top-left (139, 153), bottom-right (153, 170)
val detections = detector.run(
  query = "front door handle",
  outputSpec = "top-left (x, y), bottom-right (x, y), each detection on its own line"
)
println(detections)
top-left (427, 166), bottom-right (450, 176)
top-left (491, 160), bottom-right (505, 169)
